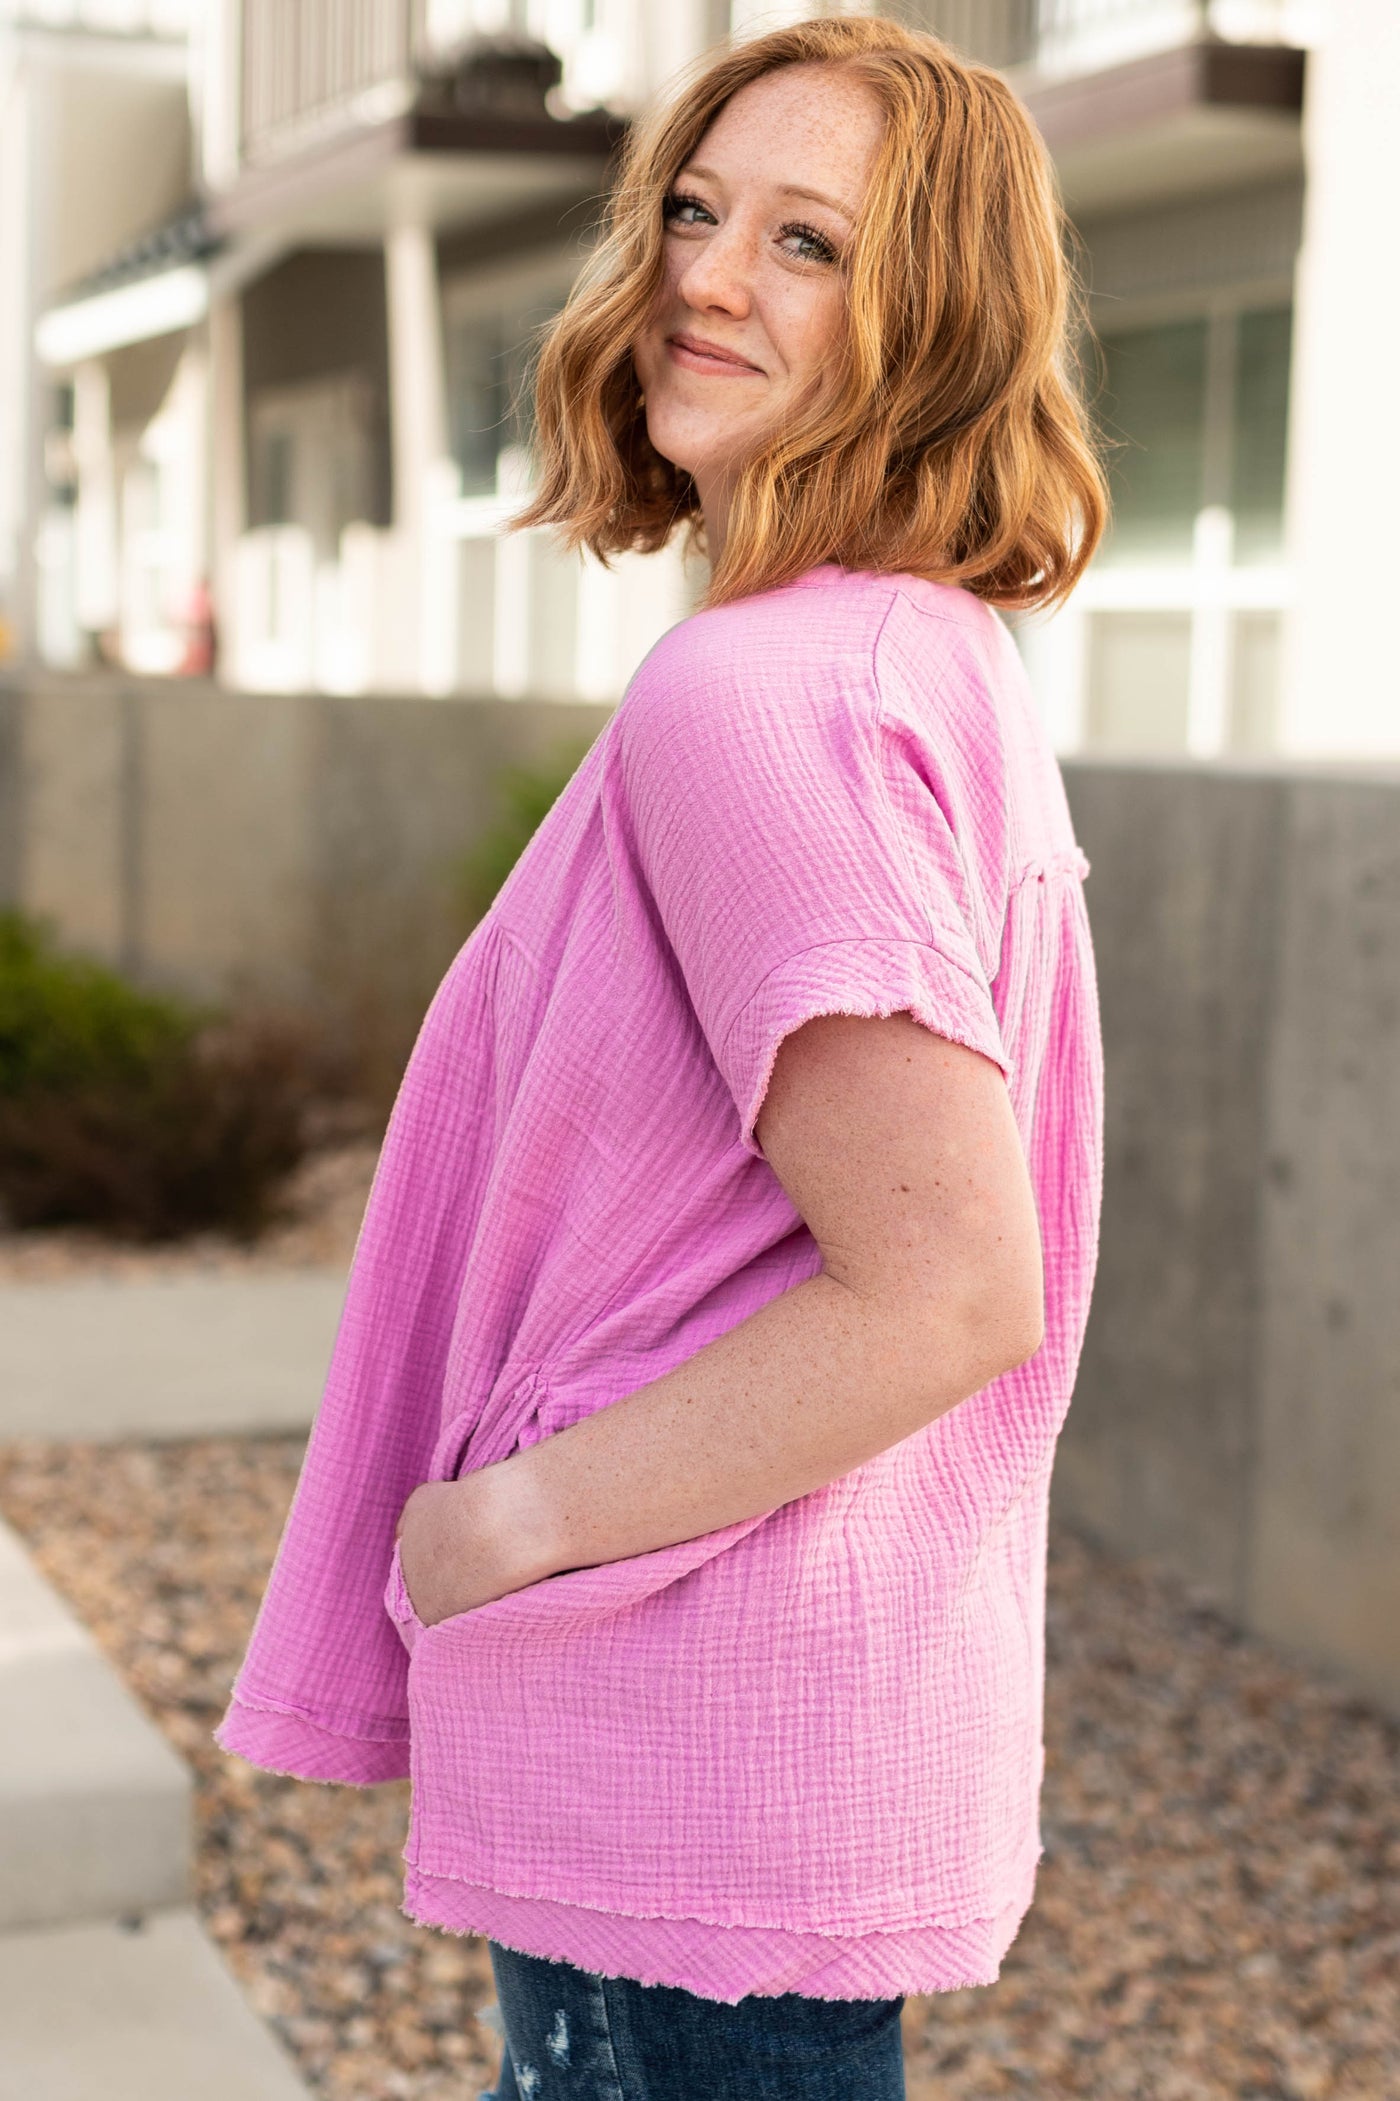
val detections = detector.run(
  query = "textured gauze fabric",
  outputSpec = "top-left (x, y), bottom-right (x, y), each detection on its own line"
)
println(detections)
top-left (215, 562), bottom-right (1105, 2005)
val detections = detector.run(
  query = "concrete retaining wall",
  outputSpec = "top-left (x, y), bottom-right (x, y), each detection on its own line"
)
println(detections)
top-left (0, 675), bottom-right (613, 1104)
top-left (1062, 757), bottom-right (1400, 1716)
top-left (1, 677), bottom-right (1397, 1713)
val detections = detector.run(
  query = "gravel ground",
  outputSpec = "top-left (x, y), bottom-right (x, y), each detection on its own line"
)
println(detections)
top-left (0, 1434), bottom-right (1395, 2101)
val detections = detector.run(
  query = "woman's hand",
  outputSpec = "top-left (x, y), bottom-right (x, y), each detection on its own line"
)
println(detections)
top-left (394, 1462), bottom-right (558, 1629)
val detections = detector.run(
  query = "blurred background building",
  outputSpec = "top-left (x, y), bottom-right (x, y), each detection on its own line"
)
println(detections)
top-left (2, 0), bottom-right (1395, 760)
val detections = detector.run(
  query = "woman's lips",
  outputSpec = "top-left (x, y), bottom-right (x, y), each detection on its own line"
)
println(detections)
top-left (666, 334), bottom-right (764, 376)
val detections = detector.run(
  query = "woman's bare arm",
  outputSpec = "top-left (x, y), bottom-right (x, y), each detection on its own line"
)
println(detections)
top-left (398, 1011), bottom-right (1044, 1625)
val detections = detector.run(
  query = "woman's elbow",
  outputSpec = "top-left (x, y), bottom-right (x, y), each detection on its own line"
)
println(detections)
top-left (962, 1256), bottom-right (1046, 1381)
top-left (1004, 1289), bottom-right (1046, 1370)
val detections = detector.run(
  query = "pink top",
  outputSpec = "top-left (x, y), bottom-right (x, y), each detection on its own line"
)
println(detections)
top-left (215, 563), bottom-right (1104, 2005)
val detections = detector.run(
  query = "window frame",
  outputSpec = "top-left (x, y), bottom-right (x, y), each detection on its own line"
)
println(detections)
top-left (1020, 272), bottom-right (1297, 760)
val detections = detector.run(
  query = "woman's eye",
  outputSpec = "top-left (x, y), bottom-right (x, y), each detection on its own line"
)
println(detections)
top-left (781, 221), bottom-right (838, 266)
top-left (660, 191), bottom-right (837, 264)
top-left (663, 190), bottom-right (715, 229)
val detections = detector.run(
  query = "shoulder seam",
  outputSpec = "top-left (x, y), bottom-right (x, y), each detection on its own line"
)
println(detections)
top-left (867, 591), bottom-right (940, 944)
top-left (1008, 848), bottom-right (1092, 893)
top-left (871, 587), bottom-right (1015, 989)
top-left (887, 578), bottom-right (997, 634)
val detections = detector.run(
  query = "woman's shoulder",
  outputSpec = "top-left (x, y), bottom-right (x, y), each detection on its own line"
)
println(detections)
top-left (616, 565), bottom-right (992, 739)
top-left (648, 564), bottom-right (889, 667)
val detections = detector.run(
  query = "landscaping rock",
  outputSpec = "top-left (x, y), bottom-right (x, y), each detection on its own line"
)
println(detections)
top-left (0, 1434), bottom-right (1395, 2100)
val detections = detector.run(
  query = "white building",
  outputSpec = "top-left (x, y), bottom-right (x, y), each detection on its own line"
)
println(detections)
top-left (9, 0), bottom-right (1399, 760)
top-left (0, 0), bottom-right (195, 671)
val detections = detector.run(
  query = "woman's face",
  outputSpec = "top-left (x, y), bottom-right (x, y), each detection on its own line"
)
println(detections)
top-left (632, 63), bottom-right (885, 529)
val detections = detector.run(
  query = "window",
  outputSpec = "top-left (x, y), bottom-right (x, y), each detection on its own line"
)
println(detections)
top-left (1051, 297), bottom-right (1295, 756)
top-left (247, 373), bottom-right (381, 554)
top-left (445, 312), bottom-right (511, 498)
top-left (1097, 319), bottom-right (1209, 564)
top-left (443, 276), bottom-right (571, 497)
top-left (1232, 306), bottom-right (1292, 564)
top-left (1096, 304), bottom-right (1291, 568)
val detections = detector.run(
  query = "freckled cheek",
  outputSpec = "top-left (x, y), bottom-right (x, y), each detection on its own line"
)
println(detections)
top-left (651, 245), bottom-right (690, 319)
top-left (633, 259), bottom-right (685, 386)
top-left (774, 288), bottom-right (847, 396)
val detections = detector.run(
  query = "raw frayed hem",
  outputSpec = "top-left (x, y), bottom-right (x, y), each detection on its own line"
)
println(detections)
top-left (396, 1893), bottom-right (1013, 2006)
top-left (211, 1698), bottom-right (411, 1789)
top-left (211, 1728), bottom-right (378, 1791)
top-left (397, 1842), bottom-right (1042, 1939)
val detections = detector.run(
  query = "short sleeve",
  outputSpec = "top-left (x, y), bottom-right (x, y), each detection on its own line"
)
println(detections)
top-left (615, 596), bottom-right (1012, 1158)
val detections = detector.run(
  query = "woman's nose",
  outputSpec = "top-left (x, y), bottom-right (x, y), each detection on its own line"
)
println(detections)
top-left (675, 226), bottom-right (754, 318)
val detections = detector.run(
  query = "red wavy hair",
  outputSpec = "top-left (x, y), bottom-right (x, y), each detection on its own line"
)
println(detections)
top-left (512, 13), bottom-right (1107, 613)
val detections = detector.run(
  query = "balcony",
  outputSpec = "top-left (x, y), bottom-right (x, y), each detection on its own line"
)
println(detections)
top-left (237, 0), bottom-right (621, 170)
top-left (914, 0), bottom-right (1315, 74)
top-left (232, 0), bottom-right (1314, 223)
top-left (0, 0), bottom-right (189, 29)
top-left (931, 0), bottom-right (1314, 215)
top-left (219, 1), bottom-right (619, 252)
top-left (238, 0), bottom-right (426, 167)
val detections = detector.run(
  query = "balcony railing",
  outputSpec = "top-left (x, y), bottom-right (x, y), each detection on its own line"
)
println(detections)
top-left (1033, 0), bottom-right (1311, 72)
top-left (915, 0), bottom-right (1311, 73)
top-left (227, 491), bottom-right (699, 702)
top-left (239, 0), bottom-right (432, 164)
top-left (236, 0), bottom-right (1315, 167)
top-left (0, 0), bottom-right (189, 31)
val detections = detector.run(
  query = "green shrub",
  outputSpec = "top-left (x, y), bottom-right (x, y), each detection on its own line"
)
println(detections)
top-left (452, 739), bottom-right (596, 930)
top-left (0, 908), bottom-right (197, 1095)
top-left (0, 907), bottom-right (341, 1242)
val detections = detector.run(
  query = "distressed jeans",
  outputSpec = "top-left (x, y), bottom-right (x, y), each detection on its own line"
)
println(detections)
top-left (479, 1939), bottom-right (907, 2101)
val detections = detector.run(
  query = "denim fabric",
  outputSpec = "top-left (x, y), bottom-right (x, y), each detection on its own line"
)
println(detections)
top-left (479, 1940), bottom-right (906, 2101)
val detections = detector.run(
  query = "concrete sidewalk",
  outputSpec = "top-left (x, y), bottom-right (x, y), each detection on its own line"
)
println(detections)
top-left (0, 1909), bottom-right (312, 2101)
top-left (0, 1518), bottom-right (190, 1933)
top-left (0, 1514), bottom-right (313, 2097)
top-left (0, 1269), bottom-right (346, 1442)
top-left (0, 1268), bottom-right (347, 2093)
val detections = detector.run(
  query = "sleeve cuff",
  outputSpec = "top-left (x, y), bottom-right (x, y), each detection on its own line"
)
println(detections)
top-left (722, 935), bottom-right (1013, 1158)
top-left (214, 1692), bottom-right (411, 1787)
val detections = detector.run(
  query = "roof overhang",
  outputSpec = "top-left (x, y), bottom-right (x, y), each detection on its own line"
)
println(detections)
top-left (35, 98), bottom-right (622, 368)
top-left (35, 234), bottom-right (290, 368)
top-left (36, 263), bottom-right (208, 366)
top-left (207, 104), bottom-right (623, 248)
top-left (1023, 39), bottom-right (1306, 216)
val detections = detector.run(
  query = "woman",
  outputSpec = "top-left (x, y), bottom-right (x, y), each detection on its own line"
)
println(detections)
top-left (216, 16), bottom-right (1107, 2099)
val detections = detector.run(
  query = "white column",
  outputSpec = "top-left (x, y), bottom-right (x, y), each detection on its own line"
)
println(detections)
top-left (575, 544), bottom-right (621, 701)
top-left (1279, 0), bottom-right (1400, 758)
top-left (0, 41), bottom-right (31, 661)
top-left (0, 38), bottom-right (51, 668)
top-left (72, 360), bottom-right (118, 636)
top-left (385, 222), bottom-right (448, 534)
top-left (207, 291), bottom-right (244, 680)
top-left (385, 221), bottom-right (450, 693)
top-left (164, 345), bottom-right (208, 614)
top-left (729, 0), bottom-right (821, 37)
top-left (635, 0), bottom-right (720, 97)
top-left (1015, 602), bottom-right (1089, 756)
top-left (493, 443), bottom-right (533, 698)
top-left (1185, 505), bottom-right (1235, 759)
top-left (196, 0), bottom-right (243, 192)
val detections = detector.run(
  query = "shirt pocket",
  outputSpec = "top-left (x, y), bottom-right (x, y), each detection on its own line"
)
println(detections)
top-left (382, 1534), bottom-right (436, 1657)
top-left (413, 1360), bottom-right (784, 1647)
top-left (383, 1533), bottom-right (526, 1653)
